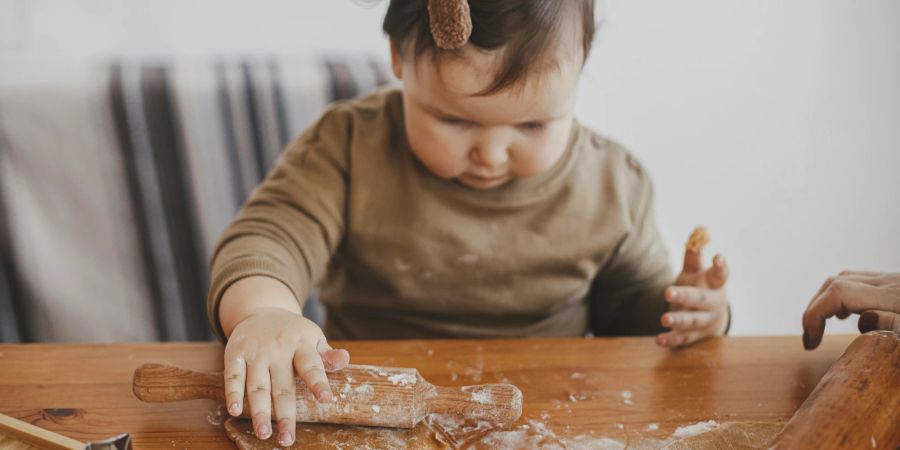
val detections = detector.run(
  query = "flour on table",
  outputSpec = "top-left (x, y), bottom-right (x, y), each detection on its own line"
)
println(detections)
top-left (457, 419), bottom-right (633, 450)
top-left (567, 392), bottom-right (591, 402)
top-left (425, 413), bottom-right (502, 448)
top-left (621, 390), bottom-right (634, 405)
top-left (672, 420), bottom-right (719, 438)
top-left (206, 403), bottom-right (227, 427)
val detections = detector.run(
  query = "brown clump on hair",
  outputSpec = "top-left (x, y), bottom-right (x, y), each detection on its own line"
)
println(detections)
top-left (383, 0), bottom-right (596, 95)
top-left (428, 0), bottom-right (472, 50)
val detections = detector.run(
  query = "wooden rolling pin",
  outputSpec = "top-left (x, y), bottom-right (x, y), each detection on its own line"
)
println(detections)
top-left (769, 331), bottom-right (900, 449)
top-left (133, 363), bottom-right (522, 428)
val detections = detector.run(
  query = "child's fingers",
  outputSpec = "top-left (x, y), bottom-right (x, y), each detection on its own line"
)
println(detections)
top-left (666, 286), bottom-right (724, 311)
top-left (317, 339), bottom-right (351, 372)
top-left (223, 355), bottom-right (247, 417)
top-left (704, 254), bottom-right (729, 290)
top-left (655, 330), bottom-right (705, 348)
top-left (661, 311), bottom-right (716, 331)
top-left (270, 362), bottom-right (297, 447)
top-left (293, 346), bottom-right (334, 403)
top-left (682, 249), bottom-right (703, 274)
top-left (246, 364), bottom-right (273, 440)
top-left (858, 310), bottom-right (900, 333)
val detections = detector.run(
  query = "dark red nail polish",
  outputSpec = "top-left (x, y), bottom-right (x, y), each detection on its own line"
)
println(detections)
top-left (858, 311), bottom-right (878, 333)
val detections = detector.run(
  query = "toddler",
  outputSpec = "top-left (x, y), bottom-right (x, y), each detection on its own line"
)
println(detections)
top-left (208, 0), bottom-right (731, 445)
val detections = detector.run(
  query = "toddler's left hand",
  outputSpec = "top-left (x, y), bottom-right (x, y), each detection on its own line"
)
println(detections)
top-left (656, 230), bottom-right (730, 348)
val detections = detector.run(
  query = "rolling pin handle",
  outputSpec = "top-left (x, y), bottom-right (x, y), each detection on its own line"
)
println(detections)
top-left (132, 363), bottom-right (225, 403)
top-left (428, 384), bottom-right (523, 425)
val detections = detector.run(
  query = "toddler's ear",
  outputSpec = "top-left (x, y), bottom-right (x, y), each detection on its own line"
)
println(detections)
top-left (390, 41), bottom-right (404, 80)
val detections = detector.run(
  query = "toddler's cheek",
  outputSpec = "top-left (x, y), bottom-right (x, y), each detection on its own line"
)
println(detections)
top-left (408, 138), bottom-right (469, 179)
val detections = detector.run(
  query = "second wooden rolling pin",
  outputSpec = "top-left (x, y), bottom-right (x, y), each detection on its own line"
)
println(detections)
top-left (769, 330), bottom-right (900, 449)
top-left (133, 363), bottom-right (522, 428)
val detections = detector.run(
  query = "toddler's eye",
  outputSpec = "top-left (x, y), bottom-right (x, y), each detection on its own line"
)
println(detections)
top-left (517, 122), bottom-right (545, 132)
top-left (439, 117), bottom-right (471, 127)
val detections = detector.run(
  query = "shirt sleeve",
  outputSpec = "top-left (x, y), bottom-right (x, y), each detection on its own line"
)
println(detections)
top-left (206, 106), bottom-right (352, 340)
top-left (588, 150), bottom-right (675, 336)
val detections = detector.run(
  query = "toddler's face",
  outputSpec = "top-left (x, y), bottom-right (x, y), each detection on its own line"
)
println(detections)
top-left (392, 43), bottom-right (582, 190)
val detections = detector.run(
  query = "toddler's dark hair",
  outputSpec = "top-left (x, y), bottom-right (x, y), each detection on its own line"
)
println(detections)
top-left (383, 0), bottom-right (595, 95)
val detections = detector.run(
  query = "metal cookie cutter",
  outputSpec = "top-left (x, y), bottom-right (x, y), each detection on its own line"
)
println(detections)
top-left (0, 412), bottom-right (132, 450)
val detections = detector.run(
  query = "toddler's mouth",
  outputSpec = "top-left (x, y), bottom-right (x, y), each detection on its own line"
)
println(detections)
top-left (458, 172), bottom-right (511, 189)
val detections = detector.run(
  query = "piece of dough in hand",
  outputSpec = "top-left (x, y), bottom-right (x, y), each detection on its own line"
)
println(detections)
top-left (685, 226), bottom-right (711, 253)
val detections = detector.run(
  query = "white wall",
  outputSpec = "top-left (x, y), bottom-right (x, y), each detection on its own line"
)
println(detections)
top-left (2, 0), bottom-right (898, 336)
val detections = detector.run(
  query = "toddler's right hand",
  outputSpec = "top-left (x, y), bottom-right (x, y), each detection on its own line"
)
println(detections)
top-left (224, 307), bottom-right (350, 446)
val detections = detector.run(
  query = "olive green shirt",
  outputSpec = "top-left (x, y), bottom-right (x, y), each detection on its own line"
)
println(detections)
top-left (207, 88), bottom-right (673, 340)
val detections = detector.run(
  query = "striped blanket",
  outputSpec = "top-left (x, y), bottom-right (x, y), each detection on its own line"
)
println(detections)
top-left (0, 56), bottom-right (392, 342)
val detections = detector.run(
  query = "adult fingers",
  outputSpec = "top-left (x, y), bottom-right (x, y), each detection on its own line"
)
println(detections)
top-left (836, 271), bottom-right (890, 287)
top-left (858, 310), bottom-right (900, 333)
top-left (293, 345), bottom-right (334, 404)
top-left (807, 274), bottom-right (862, 322)
top-left (661, 311), bottom-right (716, 331)
top-left (810, 276), bottom-right (836, 306)
top-left (802, 279), bottom-right (897, 350)
top-left (270, 362), bottom-right (297, 447)
top-left (223, 355), bottom-right (247, 417)
top-left (246, 364), bottom-right (273, 440)
top-left (838, 270), bottom-right (882, 276)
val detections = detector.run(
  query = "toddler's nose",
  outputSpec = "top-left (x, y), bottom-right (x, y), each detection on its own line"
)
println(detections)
top-left (470, 142), bottom-right (509, 168)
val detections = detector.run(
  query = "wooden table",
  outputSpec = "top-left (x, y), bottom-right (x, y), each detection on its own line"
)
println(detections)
top-left (0, 335), bottom-right (854, 449)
